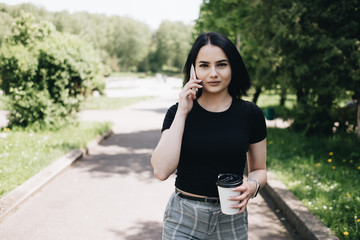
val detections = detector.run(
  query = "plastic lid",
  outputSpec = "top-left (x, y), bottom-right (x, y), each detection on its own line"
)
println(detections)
top-left (216, 173), bottom-right (243, 188)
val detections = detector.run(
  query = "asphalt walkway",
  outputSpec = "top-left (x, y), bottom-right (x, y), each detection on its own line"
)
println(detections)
top-left (0, 77), bottom-right (298, 239)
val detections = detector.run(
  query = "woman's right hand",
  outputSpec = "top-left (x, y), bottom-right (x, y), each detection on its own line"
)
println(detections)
top-left (178, 78), bottom-right (202, 114)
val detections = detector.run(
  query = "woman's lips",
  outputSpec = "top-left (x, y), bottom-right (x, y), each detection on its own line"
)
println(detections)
top-left (207, 81), bottom-right (221, 86)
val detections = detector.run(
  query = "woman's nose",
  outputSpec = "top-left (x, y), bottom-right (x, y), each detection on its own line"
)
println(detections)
top-left (209, 66), bottom-right (218, 78)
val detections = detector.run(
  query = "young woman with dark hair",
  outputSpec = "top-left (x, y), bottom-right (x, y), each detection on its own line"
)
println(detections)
top-left (151, 32), bottom-right (267, 239)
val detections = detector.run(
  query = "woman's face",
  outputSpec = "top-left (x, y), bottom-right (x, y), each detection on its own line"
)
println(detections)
top-left (195, 44), bottom-right (232, 96)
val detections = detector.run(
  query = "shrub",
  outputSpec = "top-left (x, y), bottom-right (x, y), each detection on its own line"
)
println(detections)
top-left (0, 12), bottom-right (105, 129)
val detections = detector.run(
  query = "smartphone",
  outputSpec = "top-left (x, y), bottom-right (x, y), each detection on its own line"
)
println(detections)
top-left (190, 64), bottom-right (196, 80)
top-left (190, 64), bottom-right (197, 92)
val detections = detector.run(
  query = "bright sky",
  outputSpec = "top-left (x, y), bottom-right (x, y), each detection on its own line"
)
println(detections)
top-left (0, 0), bottom-right (203, 29)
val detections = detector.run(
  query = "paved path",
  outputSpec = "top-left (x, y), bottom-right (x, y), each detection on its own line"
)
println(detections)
top-left (0, 77), bottom-right (298, 239)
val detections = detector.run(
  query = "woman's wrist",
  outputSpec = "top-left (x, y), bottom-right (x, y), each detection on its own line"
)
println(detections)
top-left (247, 178), bottom-right (260, 198)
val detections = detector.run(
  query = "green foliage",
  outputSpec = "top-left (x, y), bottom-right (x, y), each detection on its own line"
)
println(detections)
top-left (150, 21), bottom-right (193, 72)
top-left (267, 128), bottom-right (360, 239)
top-left (0, 11), bottom-right (13, 45)
top-left (105, 16), bottom-right (152, 71)
top-left (0, 12), bottom-right (105, 129)
top-left (0, 43), bottom-right (38, 94)
top-left (195, 0), bottom-right (360, 135)
top-left (0, 3), bottom-right (195, 74)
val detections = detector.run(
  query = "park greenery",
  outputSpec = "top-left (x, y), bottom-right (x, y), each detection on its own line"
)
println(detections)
top-left (196, 0), bottom-right (360, 136)
top-left (0, 122), bottom-right (112, 198)
top-left (0, 12), bottom-right (106, 129)
top-left (196, 1), bottom-right (359, 239)
top-left (0, 3), bottom-right (193, 73)
top-left (266, 127), bottom-right (360, 239)
top-left (0, 1), bottom-right (359, 239)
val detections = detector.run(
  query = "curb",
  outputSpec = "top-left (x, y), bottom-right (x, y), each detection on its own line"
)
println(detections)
top-left (0, 130), bottom-right (113, 222)
top-left (262, 171), bottom-right (339, 240)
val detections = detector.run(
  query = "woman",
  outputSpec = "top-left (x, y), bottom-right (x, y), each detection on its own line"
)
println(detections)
top-left (151, 32), bottom-right (267, 240)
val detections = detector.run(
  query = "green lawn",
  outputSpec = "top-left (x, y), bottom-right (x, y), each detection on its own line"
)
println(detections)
top-left (266, 128), bottom-right (360, 240)
top-left (82, 96), bottom-right (154, 110)
top-left (0, 121), bottom-right (112, 198)
top-left (252, 91), bottom-right (359, 239)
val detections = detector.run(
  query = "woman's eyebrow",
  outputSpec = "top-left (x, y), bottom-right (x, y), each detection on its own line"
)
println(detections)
top-left (198, 59), bottom-right (229, 64)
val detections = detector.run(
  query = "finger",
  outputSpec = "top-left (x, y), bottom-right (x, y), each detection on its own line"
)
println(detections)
top-left (231, 199), bottom-right (249, 210)
top-left (182, 89), bottom-right (196, 99)
top-left (186, 83), bottom-right (203, 90)
top-left (237, 207), bottom-right (246, 214)
top-left (186, 79), bottom-right (202, 87)
top-left (233, 185), bottom-right (247, 192)
top-left (230, 191), bottom-right (251, 202)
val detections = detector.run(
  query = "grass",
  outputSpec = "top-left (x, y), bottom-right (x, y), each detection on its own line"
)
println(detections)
top-left (253, 90), bottom-right (360, 239)
top-left (244, 90), bottom-right (296, 119)
top-left (266, 128), bottom-right (360, 239)
top-left (81, 96), bottom-right (154, 110)
top-left (0, 121), bottom-right (112, 198)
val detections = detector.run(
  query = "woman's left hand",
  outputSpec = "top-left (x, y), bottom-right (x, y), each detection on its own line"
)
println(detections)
top-left (228, 180), bottom-right (258, 214)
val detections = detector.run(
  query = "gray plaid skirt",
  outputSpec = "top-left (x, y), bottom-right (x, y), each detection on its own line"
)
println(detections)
top-left (162, 192), bottom-right (248, 240)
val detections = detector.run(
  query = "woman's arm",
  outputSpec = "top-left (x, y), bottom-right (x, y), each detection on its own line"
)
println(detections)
top-left (151, 78), bottom-right (202, 181)
top-left (150, 111), bottom-right (187, 181)
top-left (230, 138), bottom-right (267, 213)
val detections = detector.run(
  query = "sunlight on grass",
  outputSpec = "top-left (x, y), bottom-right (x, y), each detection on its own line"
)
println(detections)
top-left (0, 122), bottom-right (112, 198)
top-left (81, 96), bottom-right (154, 110)
top-left (267, 128), bottom-right (360, 239)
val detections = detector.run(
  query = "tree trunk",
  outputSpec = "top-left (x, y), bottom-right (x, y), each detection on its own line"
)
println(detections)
top-left (280, 87), bottom-right (287, 106)
top-left (252, 87), bottom-right (262, 103)
top-left (296, 88), bottom-right (305, 105)
top-left (236, 32), bottom-right (241, 52)
top-left (357, 101), bottom-right (360, 140)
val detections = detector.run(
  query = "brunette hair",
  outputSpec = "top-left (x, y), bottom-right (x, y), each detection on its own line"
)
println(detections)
top-left (183, 32), bottom-right (251, 98)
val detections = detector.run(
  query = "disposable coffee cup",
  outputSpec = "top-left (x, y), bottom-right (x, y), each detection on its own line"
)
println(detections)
top-left (216, 173), bottom-right (243, 215)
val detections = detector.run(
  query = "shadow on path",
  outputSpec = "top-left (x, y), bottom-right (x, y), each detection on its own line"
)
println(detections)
top-left (74, 129), bottom-right (161, 182)
top-left (109, 221), bottom-right (162, 240)
top-left (102, 129), bottom-right (161, 149)
top-left (135, 107), bottom-right (168, 114)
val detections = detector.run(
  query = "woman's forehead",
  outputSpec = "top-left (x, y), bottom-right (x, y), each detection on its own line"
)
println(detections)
top-left (196, 44), bottom-right (228, 62)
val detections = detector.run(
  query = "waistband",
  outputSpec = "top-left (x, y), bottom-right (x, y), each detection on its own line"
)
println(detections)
top-left (175, 188), bottom-right (220, 204)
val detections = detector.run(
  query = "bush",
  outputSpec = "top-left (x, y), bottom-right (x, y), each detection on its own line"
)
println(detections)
top-left (0, 12), bottom-right (105, 129)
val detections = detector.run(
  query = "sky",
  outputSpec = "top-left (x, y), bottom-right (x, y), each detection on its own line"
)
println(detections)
top-left (0, 0), bottom-right (203, 29)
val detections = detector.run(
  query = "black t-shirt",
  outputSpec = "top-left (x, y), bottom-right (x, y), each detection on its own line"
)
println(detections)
top-left (161, 98), bottom-right (267, 197)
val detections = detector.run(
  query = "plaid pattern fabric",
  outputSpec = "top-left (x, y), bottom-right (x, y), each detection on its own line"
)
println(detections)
top-left (162, 192), bottom-right (248, 240)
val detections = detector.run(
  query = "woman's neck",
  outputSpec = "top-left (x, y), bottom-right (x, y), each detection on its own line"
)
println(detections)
top-left (197, 92), bottom-right (233, 112)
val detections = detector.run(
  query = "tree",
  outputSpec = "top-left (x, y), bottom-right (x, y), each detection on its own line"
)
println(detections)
top-left (195, 0), bottom-right (280, 102)
top-left (153, 20), bottom-right (193, 72)
top-left (105, 16), bottom-right (152, 71)
top-left (195, 0), bottom-right (360, 135)
top-left (264, 0), bottom-right (360, 135)
top-left (0, 13), bottom-right (105, 129)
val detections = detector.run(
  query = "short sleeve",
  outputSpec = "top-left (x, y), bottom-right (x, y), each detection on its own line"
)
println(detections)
top-left (161, 103), bottom-right (178, 132)
top-left (249, 103), bottom-right (267, 144)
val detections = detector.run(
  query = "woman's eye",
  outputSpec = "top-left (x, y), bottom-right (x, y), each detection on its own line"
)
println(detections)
top-left (218, 63), bottom-right (228, 67)
top-left (199, 64), bottom-right (208, 68)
